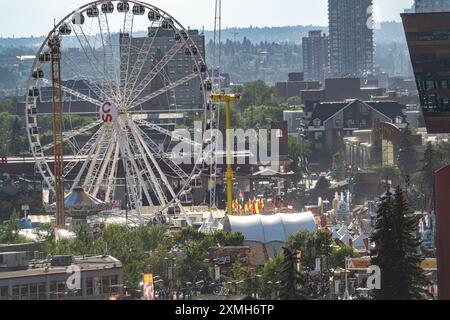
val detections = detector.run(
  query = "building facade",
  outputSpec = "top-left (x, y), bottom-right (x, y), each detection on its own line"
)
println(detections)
top-left (127, 28), bottom-right (206, 111)
top-left (402, 12), bottom-right (450, 133)
top-left (276, 72), bottom-right (321, 101)
top-left (328, 0), bottom-right (374, 77)
top-left (0, 254), bottom-right (123, 300)
top-left (302, 31), bottom-right (329, 82)
top-left (307, 100), bottom-right (406, 154)
top-left (415, 0), bottom-right (450, 12)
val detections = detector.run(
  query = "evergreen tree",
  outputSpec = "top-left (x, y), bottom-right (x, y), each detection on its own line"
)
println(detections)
top-left (279, 247), bottom-right (309, 300)
top-left (371, 186), bottom-right (429, 300)
top-left (420, 142), bottom-right (439, 209)
top-left (397, 126), bottom-right (418, 179)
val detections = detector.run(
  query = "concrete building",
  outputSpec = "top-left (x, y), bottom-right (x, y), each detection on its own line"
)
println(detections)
top-left (127, 28), bottom-right (206, 110)
top-left (402, 11), bottom-right (450, 133)
top-left (301, 78), bottom-right (383, 108)
top-left (0, 254), bottom-right (123, 300)
top-left (302, 31), bottom-right (329, 82)
top-left (328, 0), bottom-right (374, 77)
top-left (276, 72), bottom-right (321, 101)
top-left (283, 110), bottom-right (307, 138)
top-left (415, 0), bottom-right (450, 12)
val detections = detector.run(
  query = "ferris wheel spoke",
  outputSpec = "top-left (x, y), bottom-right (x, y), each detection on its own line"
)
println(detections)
top-left (119, 11), bottom-right (135, 107)
top-left (128, 118), bottom-right (179, 200)
top-left (125, 41), bottom-right (185, 106)
top-left (61, 52), bottom-right (110, 103)
top-left (124, 21), bottom-right (161, 107)
top-left (90, 132), bottom-right (117, 197)
top-left (41, 119), bottom-right (103, 153)
top-left (135, 118), bottom-right (201, 148)
top-left (104, 142), bottom-right (120, 203)
top-left (81, 125), bottom-right (114, 192)
top-left (113, 121), bottom-right (144, 222)
top-left (70, 22), bottom-right (120, 103)
top-left (63, 126), bottom-right (105, 179)
top-left (66, 125), bottom-right (107, 191)
top-left (128, 72), bottom-right (199, 110)
top-left (124, 133), bottom-right (159, 207)
top-left (134, 122), bottom-right (189, 181)
top-left (41, 78), bottom-right (103, 107)
top-left (98, 11), bottom-right (120, 90)
top-left (124, 122), bottom-right (168, 207)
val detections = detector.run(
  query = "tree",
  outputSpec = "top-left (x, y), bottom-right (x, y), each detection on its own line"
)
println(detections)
top-left (313, 176), bottom-right (331, 199)
top-left (374, 165), bottom-right (401, 185)
top-left (8, 117), bottom-right (25, 156)
top-left (279, 247), bottom-right (309, 300)
top-left (397, 126), bottom-right (418, 179)
top-left (420, 142), bottom-right (438, 192)
top-left (288, 136), bottom-right (311, 181)
top-left (332, 150), bottom-right (347, 181)
top-left (0, 209), bottom-right (27, 244)
top-left (331, 245), bottom-right (355, 269)
top-left (371, 186), bottom-right (429, 300)
top-left (288, 230), bottom-right (332, 270)
top-left (260, 253), bottom-right (284, 299)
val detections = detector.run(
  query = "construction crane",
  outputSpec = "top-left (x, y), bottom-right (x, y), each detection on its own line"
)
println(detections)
top-left (49, 33), bottom-right (65, 228)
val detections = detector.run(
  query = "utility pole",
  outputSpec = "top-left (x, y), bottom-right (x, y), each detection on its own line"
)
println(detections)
top-left (210, 93), bottom-right (242, 215)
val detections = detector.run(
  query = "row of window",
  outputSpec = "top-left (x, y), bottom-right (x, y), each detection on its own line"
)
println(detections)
top-left (416, 79), bottom-right (450, 91)
top-left (0, 275), bottom-right (119, 300)
top-left (420, 93), bottom-right (450, 111)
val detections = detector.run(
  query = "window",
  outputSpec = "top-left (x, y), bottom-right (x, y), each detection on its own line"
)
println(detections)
top-left (30, 284), bottom-right (38, 300)
top-left (313, 118), bottom-right (321, 128)
top-left (102, 276), bottom-right (111, 294)
top-left (314, 132), bottom-right (323, 140)
top-left (20, 285), bottom-right (29, 300)
top-left (38, 283), bottom-right (46, 300)
top-left (0, 286), bottom-right (8, 300)
top-left (110, 276), bottom-right (119, 294)
top-left (335, 119), bottom-right (342, 127)
top-left (11, 286), bottom-right (19, 300)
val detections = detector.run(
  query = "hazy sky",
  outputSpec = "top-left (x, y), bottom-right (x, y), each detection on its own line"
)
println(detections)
top-left (0, 0), bottom-right (414, 38)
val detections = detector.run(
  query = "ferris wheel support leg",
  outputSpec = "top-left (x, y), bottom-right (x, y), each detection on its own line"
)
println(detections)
top-left (105, 142), bottom-right (121, 204)
top-left (126, 119), bottom-right (168, 209)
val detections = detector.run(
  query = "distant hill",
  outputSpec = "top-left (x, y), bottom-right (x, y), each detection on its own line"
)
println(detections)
top-left (203, 22), bottom-right (407, 45)
top-left (0, 21), bottom-right (407, 49)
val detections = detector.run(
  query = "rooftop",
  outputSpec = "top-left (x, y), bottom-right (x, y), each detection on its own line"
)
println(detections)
top-left (0, 255), bottom-right (122, 280)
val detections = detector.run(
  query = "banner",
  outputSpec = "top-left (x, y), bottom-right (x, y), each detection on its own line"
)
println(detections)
top-left (421, 258), bottom-right (437, 271)
top-left (143, 274), bottom-right (155, 301)
top-left (347, 258), bottom-right (371, 270)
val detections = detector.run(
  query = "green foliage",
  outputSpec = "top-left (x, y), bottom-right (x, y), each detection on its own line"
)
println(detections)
top-left (331, 245), bottom-right (355, 269)
top-left (242, 104), bottom-right (283, 130)
top-left (206, 39), bottom-right (303, 84)
top-left (0, 209), bottom-right (28, 244)
top-left (371, 186), bottom-right (429, 300)
top-left (288, 136), bottom-right (311, 181)
top-left (287, 230), bottom-right (333, 270)
top-left (259, 254), bottom-right (284, 299)
top-left (332, 150), bottom-right (347, 181)
top-left (374, 165), bottom-right (401, 183)
top-left (41, 225), bottom-right (244, 295)
top-left (279, 247), bottom-right (309, 300)
top-left (397, 126), bottom-right (418, 178)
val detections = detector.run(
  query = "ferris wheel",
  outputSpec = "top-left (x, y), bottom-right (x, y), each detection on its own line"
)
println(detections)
top-left (25, 0), bottom-right (215, 225)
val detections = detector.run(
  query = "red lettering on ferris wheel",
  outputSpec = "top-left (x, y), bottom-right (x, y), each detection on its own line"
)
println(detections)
top-left (102, 102), bottom-right (113, 123)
